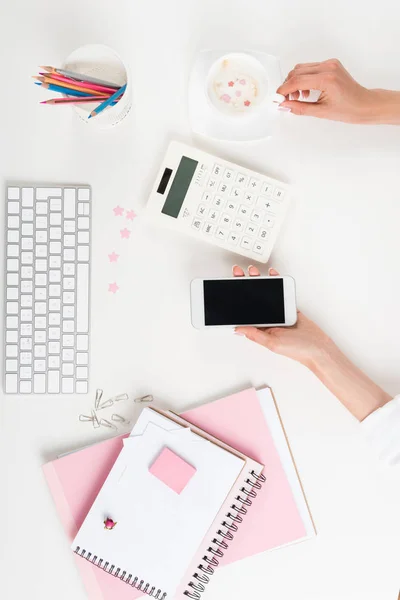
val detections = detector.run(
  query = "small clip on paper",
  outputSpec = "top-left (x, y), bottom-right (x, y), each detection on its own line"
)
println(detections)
top-left (94, 388), bottom-right (104, 410)
top-left (98, 398), bottom-right (114, 410)
top-left (111, 414), bottom-right (130, 424)
top-left (112, 393), bottom-right (129, 403)
top-left (91, 410), bottom-right (100, 429)
top-left (79, 414), bottom-right (93, 422)
top-left (134, 394), bottom-right (153, 403)
top-left (100, 418), bottom-right (117, 430)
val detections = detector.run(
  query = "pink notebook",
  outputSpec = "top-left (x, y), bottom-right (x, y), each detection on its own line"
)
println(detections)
top-left (43, 388), bottom-right (314, 600)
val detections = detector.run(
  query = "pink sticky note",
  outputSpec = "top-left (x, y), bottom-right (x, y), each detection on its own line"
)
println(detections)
top-left (149, 447), bottom-right (196, 494)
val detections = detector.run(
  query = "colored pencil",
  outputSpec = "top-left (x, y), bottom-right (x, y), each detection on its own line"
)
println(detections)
top-left (39, 66), bottom-right (120, 89)
top-left (88, 84), bottom-right (127, 118)
top-left (41, 96), bottom-right (112, 104)
top-left (33, 76), bottom-right (107, 96)
top-left (38, 72), bottom-right (117, 95)
top-left (34, 81), bottom-right (94, 97)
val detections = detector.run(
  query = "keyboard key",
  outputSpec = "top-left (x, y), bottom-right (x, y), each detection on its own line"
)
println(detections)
top-left (192, 218), bottom-right (202, 231)
top-left (78, 188), bottom-right (90, 201)
top-left (48, 370), bottom-right (60, 393)
top-left (77, 352), bottom-right (88, 365)
top-left (35, 259), bottom-right (47, 272)
top-left (21, 238), bottom-right (33, 250)
top-left (49, 270), bottom-right (61, 283)
top-left (49, 313), bottom-right (60, 325)
top-left (63, 263), bottom-right (75, 276)
top-left (77, 231), bottom-right (89, 244)
top-left (6, 331), bottom-right (18, 343)
top-left (273, 188), bottom-right (285, 201)
top-left (34, 345), bottom-right (46, 358)
top-left (21, 252), bottom-right (33, 265)
top-left (64, 235), bottom-right (75, 247)
top-left (34, 359), bottom-right (46, 372)
top-left (48, 356), bottom-right (60, 368)
top-left (215, 228), bottom-right (228, 241)
top-left (49, 286), bottom-right (61, 298)
top-left (63, 334), bottom-right (74, 347)
top-left (5, 373), bottom-right (18, 393)
top-left (8, 187), bottom-right (19, 199)
top-left (63, 305), bottom-right (75, 318)
top-left (62, 378), bottom-right (74, 393)
top-left (35, 316), bottom-right (47, 329)
top-left (264, 216), bottom-right (275, 228)
top-left (6, 359), bottom-right (18, 372)
top-left (21, 281), bottom-right (33, 293)
top-left (8, 201), bottom-right (20, 214)
top-left (21, 309), bottom-right (32, 321)
top-left (20, 352), bottom-right (32, 364)
top-left (50, 256), bottom-right (61, 268)
top-left (6, 315), bottom-right (18, 328)
top-left (20, 338), bottom-right (32, 350)
top-left (78, 217), bottom-right (90, 230)
top-left (35, 245), bottom-right (47, 257)
top-left (8, 230), bottom-right (19, 243)
top-left (20, 366), bottom-right (32, 379)
top-left (64, 220), bottom-right (76, 233)
top-left (78, 203), bottom-right (90, 216)
top-left (77, 246), bottom-right (89, 262)
top-left (245, 223), bottom-right (258, 236)
top-left (7, 258), bottom-right (19, 271)
top-left (49, 327), bottom-right (61, 340)
top-left (62, 348), bottom-right (74, 361)
top-left (253, 241), bottom-right (265, 255)
top-left (77, 264), bottom-right (89, 333)
top-left (63, 321), bottom-right (74, 333)
top-left (76, 381), bottom-right (88, 394)
top-left (34, 331), bottom-right (46, 343)
top-left (240, 236), bottom-right (252, 250)
top-left (50, 227), bottom-right (62, 240)
top-left (36, 216), bottom-right (47, 229)
top-left (36, 230), bottom-right (47, 243)
top-left (22, 188), bottom-right (34, 206)
top-left (77, 335), bottom-right (89, 351)
top-left (251, 210), bottom-right (263, 224)
top-left (63, 188), bottom-right (76, 217)
top-left (21, 267), bottom-right (33, 279)
top-left (20, 380), bottom-right (32, 394)
top-left (63, 292), bottom-right (74, 304)
top-left (36, 187), bottom-right (61, 199)
top-left (7, 288), bottom-right (18, 300)
top-left (261, 181), bottom-right (273, 196)
top-left (8, 216), bottom-right (20, 229)
top-left (35, 273), bottom-right (47, 286)
top-left (49, 342), bottom-right (61, 354)
top-left (6, 345), bottom-right (18, 358)
top-left (36, 202), bottom-right (48, 215)
top-left (62, 363), bottom-right (74, 376)
top-left (35, 288), bottom-right (47, 300)
top-left (50, 197), bottom-right (62, 211)
top-left (76, 366), bottom-right (88, 379)
top-left (33, 373), bottom-right (46, 393)
top-left (35, 302), bottom-right (47, 315)
top-left (50, 212), bottom-right (62, 226)
top-left (50, 241), bottom-right (62, 254)
top-left (6, 302), bottom-right (18, 314)
top-left (203, 222), bottom-right (215, 235)
top-left (236, 173), bottom-right (248, 186)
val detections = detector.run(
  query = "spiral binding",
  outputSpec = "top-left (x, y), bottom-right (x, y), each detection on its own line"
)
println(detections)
top-left (74, 547), bottom-right (167, 599)
top-left (183, 469), bottom-right (266, 600)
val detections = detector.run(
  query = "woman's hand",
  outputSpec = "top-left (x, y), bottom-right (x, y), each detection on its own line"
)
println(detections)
top-left (277, 58), bottom-right (400, 125)
top-left (233, 265), bottom-right (337, 370)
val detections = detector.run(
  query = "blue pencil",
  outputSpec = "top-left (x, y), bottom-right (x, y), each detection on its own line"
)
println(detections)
top-left (34, 81), bottom-right (93, 97)
top-left (88, 84), bottom-right (126, 118)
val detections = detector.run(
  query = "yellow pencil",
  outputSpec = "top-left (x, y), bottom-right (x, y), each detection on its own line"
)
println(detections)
top-left (33, 76), bottom-right (106, 96)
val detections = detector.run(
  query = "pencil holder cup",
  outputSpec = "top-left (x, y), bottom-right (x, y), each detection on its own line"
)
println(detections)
top-left (63, 44), bottom-right (131, 129)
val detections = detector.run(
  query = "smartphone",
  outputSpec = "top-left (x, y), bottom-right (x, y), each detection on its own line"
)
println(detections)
top-left (190, 276), bottom-right (297, 329)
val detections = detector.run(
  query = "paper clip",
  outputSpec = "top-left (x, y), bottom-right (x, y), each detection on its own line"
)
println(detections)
top-left (97, 398), bottom-right (115, 410)
top-left (94, 388), bottom-right (104, 410)
top-left (111, 393), bottom-right (129, 403)
top-left (134, 394), bottom-right (153, 403)
top-left (91, 410), bottom-right (100, 429)
top-left (111, 414), bottom-right (130, 424)
top-left (79, 414), bottom-right (93, 422)
top-left (100, 418), bottom-right (117, 430)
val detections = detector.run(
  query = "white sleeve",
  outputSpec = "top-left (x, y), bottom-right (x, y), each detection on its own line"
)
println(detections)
top-left (361, 395), bottom-right (400, 466)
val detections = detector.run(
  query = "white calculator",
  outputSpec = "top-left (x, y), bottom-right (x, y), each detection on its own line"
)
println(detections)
top-left (146, 141), bottom-right (290, 263)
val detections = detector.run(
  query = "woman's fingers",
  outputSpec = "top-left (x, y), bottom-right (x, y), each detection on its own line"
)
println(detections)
top-left (277, 73), bottom-right (323, 98)
top-left (235, 326), bottom-right (275, 349)
top-left (248, 265), bottom-right (260, 277)
top-left (232, 265), bottom-right (245, 277)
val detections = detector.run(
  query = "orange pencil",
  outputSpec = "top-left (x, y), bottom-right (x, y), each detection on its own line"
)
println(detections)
top-left (33, 76), bottom-right (106, 96)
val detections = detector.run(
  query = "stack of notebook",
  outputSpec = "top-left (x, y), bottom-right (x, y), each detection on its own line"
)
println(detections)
top-left (43, 388), bottom-right (315, 600)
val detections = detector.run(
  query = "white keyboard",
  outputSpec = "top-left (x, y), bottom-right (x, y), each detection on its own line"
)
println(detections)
top-left (146, 141), bottom-right (290, 263)
top-left (4, 184), bottom-right (91, 394)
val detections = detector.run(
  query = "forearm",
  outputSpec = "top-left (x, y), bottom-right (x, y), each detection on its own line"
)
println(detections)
top-left (309, 343), bottom-right (392, 421)
top-left (363, 89), bottom-right (400, 125)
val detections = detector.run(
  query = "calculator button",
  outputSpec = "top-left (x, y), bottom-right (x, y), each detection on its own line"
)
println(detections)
top-left (249, 178), bottom-right (260, 192)
top-left (251, 210), bottom-right (263, 224)
top-left (226, 201), bottom-right (238, 214)
top-left (207, 178), bottom-right (218, 189)
top-left (236, 173), bottom-right (248, 186)
top-left (253, 241), bottom-right (265, 255)
top-left (233, 218), bottom-right (244, 232)
top-left (218, 182), bottom-right (230, 195)
top-left (240, 236), bottom-right (252, 250)
top-left (230, 187), bottom-right (241, 199)
top-left (192, 218), bottom-right (203, 231)
top-left (264, 216), bottom-right (275, 228)
top-left (197, 204), bottom-right (207, 217)
top-left (258, 227), bottom-right (270, 240)
top-left (203, 222), bottom-right (216, 235)
top-left (212, 164), bottom-right (223, 176)
top-left (238, 205), bottom-right (249, 218)
top-left (215, 228), bottom-right (228, 241)
top-left (208, 209), bottom-right (220, 222)
top-left (221, 214), bottom-right (232, 227)
top-left (224, 168), bottom-right (234, 181)
top-left (212, 195), bottom-right (226, 209)
top-left (228, 232), bottom-right (239, 246)
top-left (202, 192), bottom-right (212, 203)
top-left (273, 188), bottom-right (285, 201)
top-left (244, 192), bottom-right (256, 206)
top-left (261, 182), bottom-right (274, 196)
top-left (245, 223), bottom-right (258, 236)
top-left (257, 197), bottom-right (279, 214)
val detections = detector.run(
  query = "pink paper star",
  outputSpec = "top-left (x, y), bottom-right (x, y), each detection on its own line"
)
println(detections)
top-left (108, 282), bottom-right (119, 294)
top-left (228, 81), bottom-right (234, 87)
top-left (108, 251), bottom-right (119, 263)
top-left (126, 209), bottom-right (136, 221)
top-left (244, 100), bottom-right (251, 107)
top-left (113, 206), bottom-right (124, 216)
top-left (120, 228), bottom-right (131, 239)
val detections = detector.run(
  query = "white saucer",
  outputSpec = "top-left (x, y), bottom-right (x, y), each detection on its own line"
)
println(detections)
top-left (188, 50), bottom-right (283, 142)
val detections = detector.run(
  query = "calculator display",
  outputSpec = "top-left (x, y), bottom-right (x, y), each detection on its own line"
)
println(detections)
top-left (161, 156), bottom-right (198, 218)
top-left (203, 278), bottom-right (285, 326)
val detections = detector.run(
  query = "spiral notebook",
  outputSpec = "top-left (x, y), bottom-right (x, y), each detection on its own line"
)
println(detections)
top-left (72, 407), bottom-right (264, 599)
top-left (44, 388), bottom-right (314, 600)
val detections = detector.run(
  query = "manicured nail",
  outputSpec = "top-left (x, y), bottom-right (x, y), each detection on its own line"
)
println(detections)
top-left (278, 107), bottom-right (291, 112)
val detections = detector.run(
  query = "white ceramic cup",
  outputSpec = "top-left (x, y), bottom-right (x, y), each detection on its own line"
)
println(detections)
top-left (62, 44), bottom-right (132, 129)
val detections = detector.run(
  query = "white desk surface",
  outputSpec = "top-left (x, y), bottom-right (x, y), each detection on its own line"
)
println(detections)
top-left (1, 0), bottom-right (400, 599)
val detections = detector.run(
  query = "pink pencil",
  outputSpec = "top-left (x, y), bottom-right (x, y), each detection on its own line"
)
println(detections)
top-left (39, 72), bottom-right (118, 95)
top-left (41, 96), bottom-right (112, 105)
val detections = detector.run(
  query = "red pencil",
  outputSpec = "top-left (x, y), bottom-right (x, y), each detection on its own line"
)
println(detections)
top-left (39, 72), bottom-right (118, 95)
top-left (41, 96), bottom-right (112, 105)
